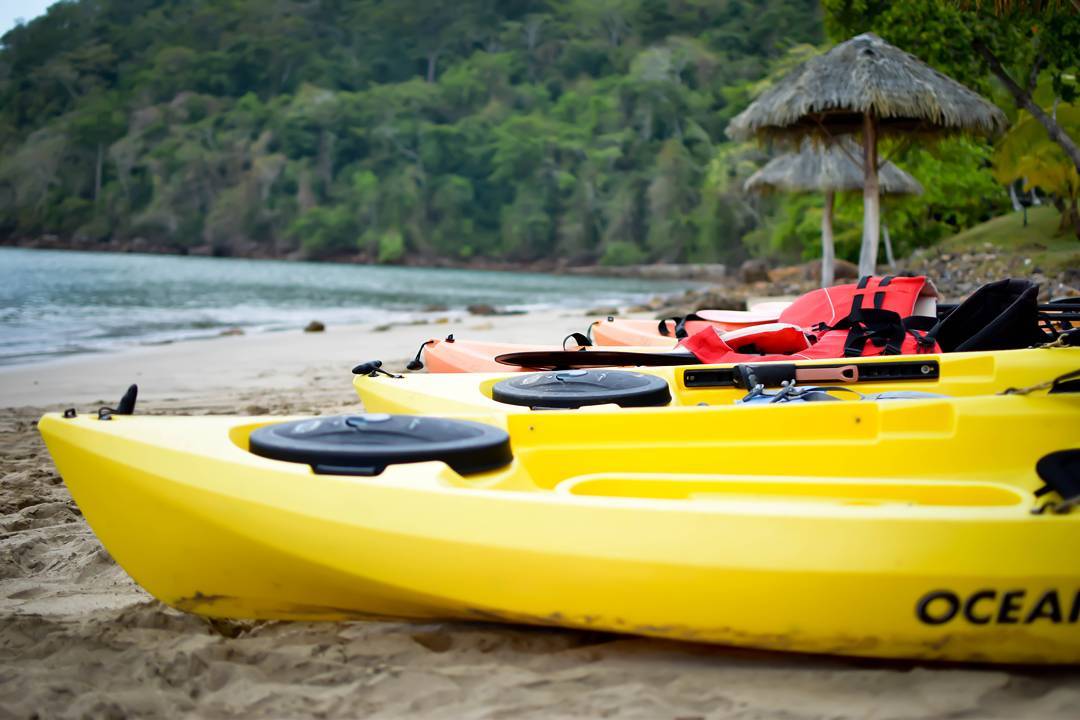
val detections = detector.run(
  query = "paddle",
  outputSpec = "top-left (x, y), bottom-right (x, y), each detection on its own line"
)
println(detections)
top-left (495, 349), bottom-right (698, 370)
top-left (493, 352), bottom-right (944, 391)
top-left (684, 359), bottom-right (941, 389)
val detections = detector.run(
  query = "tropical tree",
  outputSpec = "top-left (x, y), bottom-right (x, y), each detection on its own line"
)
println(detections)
top-left (993, 102), bottom-right (1080, 236)
top-left (824, 0), bottom-right (1080, 174)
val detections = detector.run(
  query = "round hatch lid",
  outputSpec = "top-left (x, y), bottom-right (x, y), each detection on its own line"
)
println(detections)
top-left (492, 369), bottom-right (671, 409)
top-left (249, 414), bottom-right (512, 476)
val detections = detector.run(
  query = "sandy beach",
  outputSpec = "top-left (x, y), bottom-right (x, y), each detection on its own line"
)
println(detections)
top-left (3, 310), bottom-right (1080, 718)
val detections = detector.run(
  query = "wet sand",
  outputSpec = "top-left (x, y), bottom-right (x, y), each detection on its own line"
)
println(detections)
top-left (2, 311), bottom-right (1079, 718)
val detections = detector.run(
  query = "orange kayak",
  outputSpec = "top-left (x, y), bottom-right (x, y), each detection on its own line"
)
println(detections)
top-left (590, 306), bottom-right (787, 347)
top-left (415, 304), bottom-right (794, 373)
top-left (417, 337), bottom-right (688, 373)
top-left (590, 318), bottom-right (681, 347)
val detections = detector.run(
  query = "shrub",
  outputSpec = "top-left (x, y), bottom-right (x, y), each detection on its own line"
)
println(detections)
top-left (377, 229), bottom-right (405, 263)
top-left (600, 240), bottom-right (646, 266)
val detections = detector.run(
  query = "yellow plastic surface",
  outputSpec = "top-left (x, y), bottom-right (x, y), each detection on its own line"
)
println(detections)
top-left (39, 388), bottom-right (1080, 663)
top-left (357, 347), bottom-right (1080, 416)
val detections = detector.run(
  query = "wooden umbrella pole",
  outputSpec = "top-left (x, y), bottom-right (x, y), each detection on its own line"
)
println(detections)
top-left (821, 189), bottom-right (835, 287)
top-left (858, 110), bottom-right (880, 277)
top-left (882, 220), bottom-right (896, 269)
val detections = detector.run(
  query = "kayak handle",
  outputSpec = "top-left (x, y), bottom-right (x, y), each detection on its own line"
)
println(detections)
top-left (98, 384), bottom-right (138, 420)
top-left (562, 333), bottom-right (593, 350)
top-left (797, 365), bottom-right (859, 383)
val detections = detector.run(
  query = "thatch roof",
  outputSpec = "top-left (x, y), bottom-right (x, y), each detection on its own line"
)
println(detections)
top-left (727, 33), bottom-right (1008, 141)
top-left (744, 138), bottom-right (924, 195)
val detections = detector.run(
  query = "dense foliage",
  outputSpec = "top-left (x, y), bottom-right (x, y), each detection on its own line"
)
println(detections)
top-left (3, 0), bottom-right (1068, 266)
top-left (0, 0), bottom-right (825, 263)
top-left (822, 0), bottom-right (1079, 241)
top-left (749, 0), bottom-right (1080, 261)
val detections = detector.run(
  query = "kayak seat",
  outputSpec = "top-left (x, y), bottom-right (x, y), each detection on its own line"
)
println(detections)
top-left (931, 278), bottom-right (1049, 351)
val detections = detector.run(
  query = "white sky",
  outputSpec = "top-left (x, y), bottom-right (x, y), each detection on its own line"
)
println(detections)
top-left (1, 0), bottom-right (57, 35)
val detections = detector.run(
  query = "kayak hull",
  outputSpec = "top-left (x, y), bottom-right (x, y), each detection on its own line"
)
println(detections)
top-left (360, 347), bottom-right (1080, 416)
top-left (38, 394), bottom-right (1080, 663)
top-left (590, 318), bottom-right (682, 347)
top-left (422, 337), bottom-right (672, 373)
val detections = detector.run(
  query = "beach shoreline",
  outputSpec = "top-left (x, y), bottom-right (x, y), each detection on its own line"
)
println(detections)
top-left (0, 308), bottom-right (597, 408)
top-left (3, 307), bottom-right (1080, 718)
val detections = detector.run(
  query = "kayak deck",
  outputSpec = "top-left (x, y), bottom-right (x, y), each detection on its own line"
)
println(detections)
top-left (38, 390), bottom-right (1080, 663)
top-left (358, 347), bottom-right (1080, 415)
top-left (421, 337), bottom-right (673, 373)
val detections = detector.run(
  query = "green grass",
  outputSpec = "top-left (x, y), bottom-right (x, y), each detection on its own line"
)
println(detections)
top-left (937, 206), bottom-right (1079, 274)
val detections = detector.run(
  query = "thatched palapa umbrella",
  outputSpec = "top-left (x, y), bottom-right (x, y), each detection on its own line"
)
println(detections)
top-left (728, 33), bottom-right (1007, 277)
top-left (744, 138), bottom-right (923, 286)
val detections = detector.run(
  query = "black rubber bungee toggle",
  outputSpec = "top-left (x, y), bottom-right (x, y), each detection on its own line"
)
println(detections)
top-left (351, 360), bottom-right (403, 378)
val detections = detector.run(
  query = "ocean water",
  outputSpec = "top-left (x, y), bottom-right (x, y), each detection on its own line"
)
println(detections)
top-left (0, 247), bottom-right (690, 365)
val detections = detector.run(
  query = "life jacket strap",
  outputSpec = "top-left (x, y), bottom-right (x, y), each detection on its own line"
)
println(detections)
top-left (658, 312), bottom-right (707, 339)
top-left (815, 276), bottom-right (921, 358)
top-left (903, 316), bottom-right (938, 353)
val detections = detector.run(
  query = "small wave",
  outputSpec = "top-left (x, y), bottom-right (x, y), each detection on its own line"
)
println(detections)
top-left (0, 247), bottom-right (693, 365)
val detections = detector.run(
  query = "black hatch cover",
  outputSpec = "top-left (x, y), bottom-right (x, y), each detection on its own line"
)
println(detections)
top-left (249, 414), bottom-right (512, 476)
top-left (492, 369), bottom-right (671, 409)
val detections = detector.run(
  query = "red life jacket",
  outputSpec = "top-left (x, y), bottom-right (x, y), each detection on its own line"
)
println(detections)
top-left (682, 275), bottom-right (941, 364)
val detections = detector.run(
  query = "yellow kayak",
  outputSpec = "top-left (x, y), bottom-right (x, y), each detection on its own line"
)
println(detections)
top-left (39, 389), bottom-right (1080, 663)
top-left (356, 346), bottom-right (1080, 416)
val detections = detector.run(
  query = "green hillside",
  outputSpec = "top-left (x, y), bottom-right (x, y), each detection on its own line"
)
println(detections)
top-left (0, 0), bottom-right (825, 264)
top-left (938, 206), bottom-right (1079, 276)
